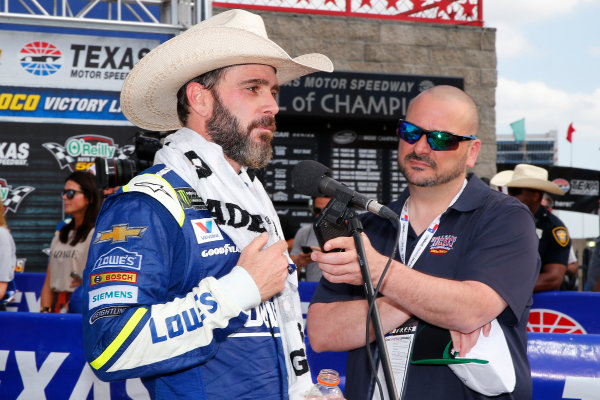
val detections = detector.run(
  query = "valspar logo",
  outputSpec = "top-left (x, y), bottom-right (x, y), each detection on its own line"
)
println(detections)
top-left (43, 134), bottom-right (133, 173)
top-left (92, 247), bottom-right (142, 271)
top-left (191, 218), bottom-right (224, 244)
top-left (19, 41), bottom-right (62, 76)
top-left (89, 285), bottom-right (138, 308)
top-left (0, 142), bottom-right (29, 166)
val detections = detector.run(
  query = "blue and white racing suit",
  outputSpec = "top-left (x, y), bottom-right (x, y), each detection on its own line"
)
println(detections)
top-left (82, 165), bottom-right (289, 399)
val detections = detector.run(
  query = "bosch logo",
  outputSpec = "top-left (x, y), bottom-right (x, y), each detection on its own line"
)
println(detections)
top-left (94, 275), bottom-right (102, 284)
top-left (19, 41), bottom-right (62, 76)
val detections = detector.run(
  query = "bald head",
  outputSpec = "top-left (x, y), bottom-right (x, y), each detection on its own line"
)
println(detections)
top-left (407, 85), bottom-right (479, 136)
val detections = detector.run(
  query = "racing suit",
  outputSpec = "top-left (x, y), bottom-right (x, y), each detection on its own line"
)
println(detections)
top-left (82, 165), bottom-right (289, 399)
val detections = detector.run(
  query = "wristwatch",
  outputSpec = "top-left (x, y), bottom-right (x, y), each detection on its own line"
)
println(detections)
top-left (40, 306), bottom-right (51, 313)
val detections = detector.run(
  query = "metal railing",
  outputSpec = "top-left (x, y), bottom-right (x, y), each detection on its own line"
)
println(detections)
top-left (213, 0), bottom-right (483, 26)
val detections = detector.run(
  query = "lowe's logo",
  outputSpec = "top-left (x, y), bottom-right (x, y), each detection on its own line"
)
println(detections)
top-left (92, 247), bottom-right (142, 271)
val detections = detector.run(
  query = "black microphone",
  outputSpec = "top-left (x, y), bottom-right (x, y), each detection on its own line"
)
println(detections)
top-left (291, 160), bottom-right (399, 221)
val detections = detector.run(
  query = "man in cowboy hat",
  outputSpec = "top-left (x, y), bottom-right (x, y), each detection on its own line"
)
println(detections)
top-left (491, 163), bottom-right (571, 292)
top-left (82, 9), bottom-right (332, 400)
top-left (307, 86), bottom-right (539, 399)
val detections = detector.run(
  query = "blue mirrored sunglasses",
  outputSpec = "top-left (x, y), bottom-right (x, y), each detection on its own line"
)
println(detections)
top-left (397, 120), bottom-right (476, 151)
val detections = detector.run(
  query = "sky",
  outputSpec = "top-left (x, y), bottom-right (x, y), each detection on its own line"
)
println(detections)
top-left (484, 1), bottom-right (600, 238)
top-left (484, 0), bottom-right (600, 170)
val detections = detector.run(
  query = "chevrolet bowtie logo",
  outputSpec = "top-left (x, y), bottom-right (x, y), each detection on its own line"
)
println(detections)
top-left (94, 224), bottom-right (148, 244)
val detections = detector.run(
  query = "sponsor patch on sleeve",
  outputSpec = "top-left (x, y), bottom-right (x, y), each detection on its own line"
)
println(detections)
top-left (88, 285), bottom-right (138, 309)
top-left (92, 247), bottom-right (142, 271)
top-left (191, 218), bottom-right (224, 244)
top-left (552, 226), bottom-right (570, 247)
top-left (90, 271), bottom-right (138, 286)
top-left (89, 306), bottom-right (129, 324)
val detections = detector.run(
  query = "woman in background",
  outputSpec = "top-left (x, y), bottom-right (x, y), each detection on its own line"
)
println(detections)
top-left (40, 171), bottom-right (100, 313)
top-left (0, 197), bottom-right (17, 311)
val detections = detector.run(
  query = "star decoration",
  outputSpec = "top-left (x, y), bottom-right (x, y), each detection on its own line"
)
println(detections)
top-left (387, 0), bottom-right (399, 10)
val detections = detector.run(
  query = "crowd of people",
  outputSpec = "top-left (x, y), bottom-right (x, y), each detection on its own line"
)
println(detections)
top-left (2, 8), bottom-right (600, 400)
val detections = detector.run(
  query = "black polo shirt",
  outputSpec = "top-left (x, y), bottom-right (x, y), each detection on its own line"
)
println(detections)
top-left (310, 175), bottom-right (540, 400)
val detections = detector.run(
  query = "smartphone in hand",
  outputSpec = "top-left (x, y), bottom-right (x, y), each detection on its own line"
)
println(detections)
top-left (301, 246), bottom-right (313, 254)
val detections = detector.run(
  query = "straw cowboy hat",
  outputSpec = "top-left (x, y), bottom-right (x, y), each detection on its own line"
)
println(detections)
top-left (120, 9), bottom-right (334, 131)
top-left (490, 164), bottom-right (564, 195)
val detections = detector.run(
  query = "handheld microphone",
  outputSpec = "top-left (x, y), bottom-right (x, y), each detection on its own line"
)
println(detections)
top-left (291, 160), bottom-right (399, 221)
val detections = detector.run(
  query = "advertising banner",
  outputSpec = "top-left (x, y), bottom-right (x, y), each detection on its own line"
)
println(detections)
top-left (0, 30), bottom-right (160, 92)
top-left (277, 71), bottom-right (463, 120)
top-left (497, 164), bottom-right (600, 214)
top-left (0, 85), bottom-right (126, 124)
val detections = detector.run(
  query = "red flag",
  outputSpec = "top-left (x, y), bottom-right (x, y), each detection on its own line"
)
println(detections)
top-left (566, 122), bottom-right (575, 143)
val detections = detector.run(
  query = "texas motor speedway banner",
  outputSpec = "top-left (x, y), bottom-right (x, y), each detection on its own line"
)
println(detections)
top-left (0, 30), bottom-right (160, 92)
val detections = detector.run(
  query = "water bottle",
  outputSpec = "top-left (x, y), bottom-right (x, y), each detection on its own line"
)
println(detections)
top-left (305, 369), bottom-right (344, 399)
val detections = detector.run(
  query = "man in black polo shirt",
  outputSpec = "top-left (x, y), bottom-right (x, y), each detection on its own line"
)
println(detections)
top-left (491, 163), bottom-right (571, 292)
top-left (307, 85), bottom-right (539, 400)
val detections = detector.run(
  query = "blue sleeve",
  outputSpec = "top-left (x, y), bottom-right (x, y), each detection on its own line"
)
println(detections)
top-left (82, 193), bottom-right (247, 382)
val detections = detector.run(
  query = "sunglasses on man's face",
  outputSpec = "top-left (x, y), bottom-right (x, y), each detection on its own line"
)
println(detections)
top-left (62, 189), bottom-right (84, 199)
top-left (396, 120), bottom-right (476, 151)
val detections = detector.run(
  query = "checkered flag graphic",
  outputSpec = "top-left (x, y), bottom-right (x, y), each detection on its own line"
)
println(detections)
top-left (43, 143), bottom-right (76, 170)
top-left (3, 186), bottom-right (35, 214)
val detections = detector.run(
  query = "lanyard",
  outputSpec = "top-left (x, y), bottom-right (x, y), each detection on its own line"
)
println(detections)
top-left (399, 179), bottom-right (467, 268)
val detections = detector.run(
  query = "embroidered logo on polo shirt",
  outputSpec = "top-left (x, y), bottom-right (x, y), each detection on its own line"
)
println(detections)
top-left (552, 226), bottom-right (570, 247)
top-left (429, 235), bottom-right (457, 255)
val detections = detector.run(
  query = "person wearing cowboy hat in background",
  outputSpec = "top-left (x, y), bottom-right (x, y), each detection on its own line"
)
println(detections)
top-left (81, 9), bottom-right (333, 400)
top-left (491, 164), bottom-right (571, 292)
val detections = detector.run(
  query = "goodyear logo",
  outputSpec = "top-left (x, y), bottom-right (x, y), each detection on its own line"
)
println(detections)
top-left (90, 271), bottom-right (137, 286)
top-left (94, 224), bottom-right (147, 244)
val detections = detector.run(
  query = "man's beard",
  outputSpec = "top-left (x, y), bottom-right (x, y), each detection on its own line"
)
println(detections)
top-left (398, 151), bottom-right (467, 187)
top-left (207, 91), bottom-right (275, 169)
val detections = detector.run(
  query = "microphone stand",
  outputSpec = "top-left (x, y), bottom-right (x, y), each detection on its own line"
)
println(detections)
top-left (346, 209), bottom-right (399, 400)
top-left (317, 193), bottom-right (398, 400)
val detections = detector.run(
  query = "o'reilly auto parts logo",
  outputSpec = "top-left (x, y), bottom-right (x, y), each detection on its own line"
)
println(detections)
top-left (19, 41), bottom-right (62, 76)
top-left (43, 134), bottom-right (133, 173)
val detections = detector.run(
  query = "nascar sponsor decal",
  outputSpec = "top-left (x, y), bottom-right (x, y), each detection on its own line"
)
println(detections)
top-left (429, 234), bottom-right (457, 255)
top-left (94, 224), bottom-right (147, 244)
top-left (175, 187), bottom-right (207, 211)
top-left (0, 178), bottom-right (35, 215)
top-left (90, 271), bottom-right (137, 286)
top-left (92, 247), bottom-right (142, 271)
top-left (43, 134), bottom-right (133, 173)
top-left (19, 41), bottom-right (62, 76)
top-left (0, 142), bottom-right (29, 166)
top-left (89, 305), bottom-right (129, 324)
top-left (191, 218), bottom-right (224, 244)
top-left (89, 285), bottom-right (138, 308)
top-left (201, 244), bottom-right (240, 258)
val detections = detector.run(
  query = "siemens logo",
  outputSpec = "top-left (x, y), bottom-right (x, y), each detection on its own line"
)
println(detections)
top-left (201, 244), bottom-right (240, 258)
top-left (88, 285), bottom-right (138, 308)
top-left (150, 292), bottom-right (217, 344)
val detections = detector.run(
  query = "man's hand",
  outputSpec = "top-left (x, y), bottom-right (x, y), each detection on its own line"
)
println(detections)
top-left (237, 233), bottom-right (289, 301)
top-left (311, 233), bottom-right (388, 286)
top-left (450, 322), bottom-right (492, 357)
top-left (294, 251), bottom-right (313, 269)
